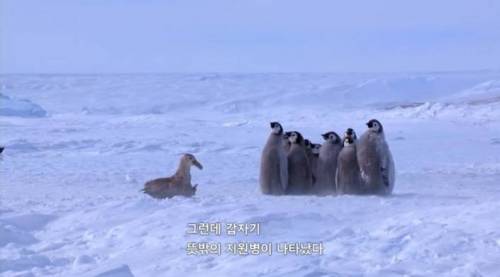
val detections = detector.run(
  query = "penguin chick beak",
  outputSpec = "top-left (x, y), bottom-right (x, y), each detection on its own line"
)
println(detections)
top-left (193, 160), bottom-right (203, 170)
top-left (366, 122), bottom-right (372, 128)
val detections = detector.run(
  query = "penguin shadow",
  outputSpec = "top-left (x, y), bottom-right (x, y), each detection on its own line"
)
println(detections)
top-left (390, 192), bottom-right (472, 201)
top-left (490, 138), bottom-right (500, 145)
top-left (391, 136), bottom-right (406, 141)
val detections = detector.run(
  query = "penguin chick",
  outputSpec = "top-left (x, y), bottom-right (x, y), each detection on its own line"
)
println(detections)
top-left (285, 131), bottom-right (313, 195)
top-left (315, 131), bottom-right (342, 195)
top-left (304, 139), bottom-right (313, 156)
top-left (260, 122), bottom-right (288, 195)
top-left (309, 143), bottom-right (321, 185)
top-left (336, 129), bottom-right (363, 195)
top-left (143, 153), bottom-right (203, 199)
top-left (311, 143), bottom-right (321, 155)
top-left (303, 139), bottom-right (316, 184)
top-left (356, 119), bottom-right (395, 195)
top-left (282, 132), bottom-right (291, 153)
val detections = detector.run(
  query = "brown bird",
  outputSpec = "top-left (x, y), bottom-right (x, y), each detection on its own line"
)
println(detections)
top-left (142, 153), bottom-right (203, 199)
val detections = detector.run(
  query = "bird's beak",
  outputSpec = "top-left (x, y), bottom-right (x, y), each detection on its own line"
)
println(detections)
top-left (193, 160), bottom-right (203, 170)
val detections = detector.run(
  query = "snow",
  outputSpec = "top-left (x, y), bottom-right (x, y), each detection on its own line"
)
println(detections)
top-left (1, 72), bottom-right (500, 276)
top-left (0, 93), bottom-right (47, 117)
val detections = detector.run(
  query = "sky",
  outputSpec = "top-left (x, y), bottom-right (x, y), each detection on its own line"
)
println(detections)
top-left (1, 0), bottom-right (499, 73)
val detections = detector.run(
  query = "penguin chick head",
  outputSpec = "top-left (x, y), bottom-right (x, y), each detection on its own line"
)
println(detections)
top-left (270, 121), bottom-right (283, 135)
top-left (345, 128), bottom-right (357, 140)
top-left (288, 131), bottom-right (304, 144)
top-left (304, 139), bottom-right (312, 149)
top-left (366, 119), bottom-right (383, 133)
top-left (312, 143), bottom-right (321, 154)
top-left (182, 153), bottom-right (203, 170)
top-left (321, 131), bottom-right (341, 144)
top-left (343, 136), bottom-right (355, 146)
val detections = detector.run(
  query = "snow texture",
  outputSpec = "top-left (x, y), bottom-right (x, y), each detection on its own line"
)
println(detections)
top-left (1, 72), bottom-right (500, 276)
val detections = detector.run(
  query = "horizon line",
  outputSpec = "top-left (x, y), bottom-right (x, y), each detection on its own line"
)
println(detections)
top-left (1, 68), bottom-right (500, 76)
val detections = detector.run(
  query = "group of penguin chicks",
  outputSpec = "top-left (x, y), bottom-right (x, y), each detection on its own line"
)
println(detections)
top-left (260, 119), bottom-right (395, 196)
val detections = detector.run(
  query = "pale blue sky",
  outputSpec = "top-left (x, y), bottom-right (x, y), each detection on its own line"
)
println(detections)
top-left (1, 0), bottom-right (499, 73)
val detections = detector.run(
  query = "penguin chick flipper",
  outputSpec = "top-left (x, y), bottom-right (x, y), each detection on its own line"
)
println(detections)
top-left (381, 167), bottom-right (390, 187)
top-left (279, 151), bottom-right (288, 192)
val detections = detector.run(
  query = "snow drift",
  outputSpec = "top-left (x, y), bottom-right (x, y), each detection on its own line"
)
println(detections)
top-left (0, 93), bottom-right (47, 117)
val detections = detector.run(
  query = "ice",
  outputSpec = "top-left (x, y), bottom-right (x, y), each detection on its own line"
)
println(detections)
top-left (1, 72), bottom-right (500, 276)
top-left (0, 93), bottom-right (47, 117)
top-left (446, 80), bottom-right (500, 104)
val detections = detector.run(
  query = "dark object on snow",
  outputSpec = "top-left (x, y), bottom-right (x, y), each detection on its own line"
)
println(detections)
top-left (0, 146), bottom-right (4, 154)
top-left (142, 153), bottom-right (202, 199)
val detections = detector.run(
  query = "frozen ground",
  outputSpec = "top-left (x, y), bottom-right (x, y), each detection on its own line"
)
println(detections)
top-left (1, 72), bottom-right (500, 276)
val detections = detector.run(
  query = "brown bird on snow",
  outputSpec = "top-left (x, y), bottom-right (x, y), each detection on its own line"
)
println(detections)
top-left (142, 153), bottom-right (203, 199)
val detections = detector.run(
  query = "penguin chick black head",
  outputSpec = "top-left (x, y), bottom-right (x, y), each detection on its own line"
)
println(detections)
top-left (366, 119), bottom-right (383, 133)
top-left (345, 128), bottom-right (357, 140)
top-left (343, 136), bottom-right (355, 146)
top-left (288, 131), bottom-right (304, 144)
top-left (311, 143), bottom-right (321, 155)
top-left (343, 128), bottom-right (357, 146)
top-left (270, 122), bottom-right (283, 135)
top-left (304, 139), bottom-right (312, 148)
top-left (321, 131), bottom-right (341, 144)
